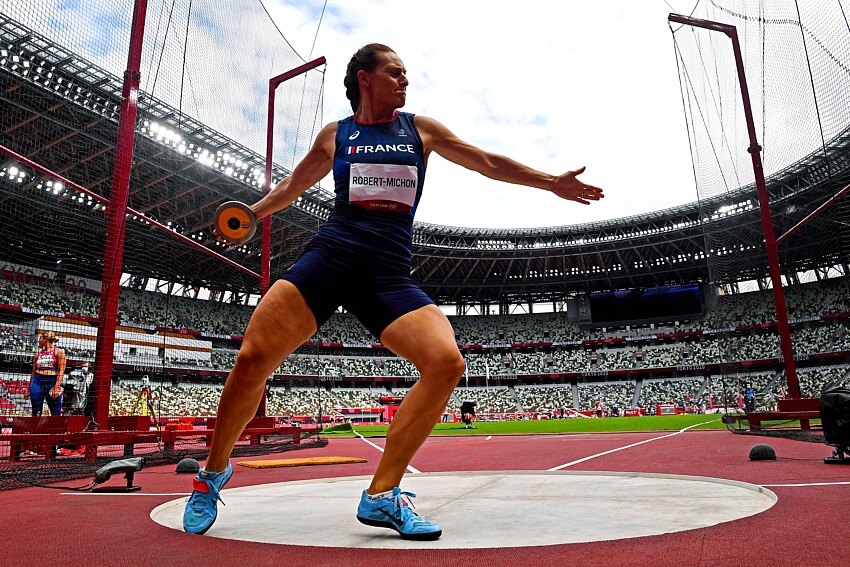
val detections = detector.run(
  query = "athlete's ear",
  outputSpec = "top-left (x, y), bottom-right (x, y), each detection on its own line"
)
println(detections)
top-left (357, 69), bottom-right (370, 88)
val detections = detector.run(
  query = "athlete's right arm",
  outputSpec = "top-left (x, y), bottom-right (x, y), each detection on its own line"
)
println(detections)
top-left (26, 354), bottom-right (37, 399)
top-left (250, 122), bottom-right (337, 221)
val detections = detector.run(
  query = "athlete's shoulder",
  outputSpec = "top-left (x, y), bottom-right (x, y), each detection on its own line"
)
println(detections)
top-left (411, 115), bottom-right (452, 145)
top-left (312, 121), bottom-right (339, 151)
top-left (411, 114), bottom-right (443, 131)
top-left (318, 120), bottom-right (339, 136)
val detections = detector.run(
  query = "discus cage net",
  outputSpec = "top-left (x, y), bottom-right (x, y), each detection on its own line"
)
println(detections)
top-left (0, 0), bottom-right (334, 489)
top-left (670, 0), bottom-right (850, 436)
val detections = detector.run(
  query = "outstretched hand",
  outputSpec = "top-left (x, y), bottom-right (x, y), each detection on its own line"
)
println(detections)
top-left (551, 166), bottom-right (604, 205)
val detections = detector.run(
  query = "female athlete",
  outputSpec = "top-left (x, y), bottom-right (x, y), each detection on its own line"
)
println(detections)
top-left (26, 330), bottom-right (66, 416)
top-left (183, 44), bottom-right (603, 540)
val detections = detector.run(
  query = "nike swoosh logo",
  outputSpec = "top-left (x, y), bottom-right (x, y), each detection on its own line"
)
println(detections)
top-left (378, 509), bottom-right (404, 529)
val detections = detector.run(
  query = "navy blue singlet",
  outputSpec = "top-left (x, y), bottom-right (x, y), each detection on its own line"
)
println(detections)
top-left (315, 111), bottom-right (426, 271)
top-left (280, 111), bottom-right (434, 337)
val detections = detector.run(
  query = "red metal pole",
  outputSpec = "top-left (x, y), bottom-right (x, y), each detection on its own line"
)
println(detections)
top-left (262, 85), bottom-right (275, 296)
top-left (0, 145), bottom-right (109, 204)
top-left (669, 13), bottom-right (801, 398)
top-left (263, 56), bottom-right (326, 295)
top-left (776, 183), bottom-right (850, 245)
top-left (269, 57), bottom-right (327, 88)
top-left (261, 56), bottom-right (325, 417)
top-left (92, 0), bottom-right (148, 429)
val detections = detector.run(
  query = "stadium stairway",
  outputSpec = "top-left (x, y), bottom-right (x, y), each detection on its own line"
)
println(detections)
top-left (761, 370), bottom-right (787, 397)
top-left (510, 385), bottom-right (525, 413)
top-left (826, 367), bottom-right (850, 391)
top-left (631, 380), bottom-right (643, 409)
top-left (694, 377), bottom-right (710, 402)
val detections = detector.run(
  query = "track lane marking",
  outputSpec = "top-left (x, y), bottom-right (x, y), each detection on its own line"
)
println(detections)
top-left (61, 492), bottom-right (191, 496)
top-left (354, 429), bottom-right (421, 474)
top-left (547, 420), bottom-right (718, 471)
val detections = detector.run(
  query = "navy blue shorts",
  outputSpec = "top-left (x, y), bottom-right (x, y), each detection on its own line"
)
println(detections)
top-left (280, 243), bottom-right (434, 339)
top-left (30, 373), bottom-right (62, 416)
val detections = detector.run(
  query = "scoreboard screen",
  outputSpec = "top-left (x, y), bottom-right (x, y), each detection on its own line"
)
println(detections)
top-left (589, 284), bottom-right (704, 325)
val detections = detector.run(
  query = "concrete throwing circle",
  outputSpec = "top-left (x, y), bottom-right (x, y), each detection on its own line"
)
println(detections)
top-left (151, 471), bottom-right (776, 549)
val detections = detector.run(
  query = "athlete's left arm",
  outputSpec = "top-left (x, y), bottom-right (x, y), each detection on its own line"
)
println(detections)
top-left (415, 116), bottom-right (603, 205)
top-left (55, 349), bottom-right (66, 388)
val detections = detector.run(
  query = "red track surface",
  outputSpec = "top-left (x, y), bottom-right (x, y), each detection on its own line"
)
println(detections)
top-left (2, 429), bottom-right (848, 566)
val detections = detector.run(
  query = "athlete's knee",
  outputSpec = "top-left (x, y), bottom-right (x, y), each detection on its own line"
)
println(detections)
top-left (421, 350), bottom-right (465, 384)
top-left (449, 352), bottom-right (466, 379)
top-left (232, 343), bottom-right (276, 379)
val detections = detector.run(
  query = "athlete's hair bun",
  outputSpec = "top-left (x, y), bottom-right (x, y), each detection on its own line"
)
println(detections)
top-left (40, 330), bottom-right (59, 342)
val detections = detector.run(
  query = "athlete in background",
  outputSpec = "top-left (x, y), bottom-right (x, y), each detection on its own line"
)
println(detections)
top-left (184, 43), bottom-right (604, 539)
top-left (25, 331), bottom-right (66, 416)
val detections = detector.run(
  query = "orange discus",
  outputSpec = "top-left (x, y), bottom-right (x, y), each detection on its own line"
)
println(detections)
top-left (213, 201), bottom-right (256, 244)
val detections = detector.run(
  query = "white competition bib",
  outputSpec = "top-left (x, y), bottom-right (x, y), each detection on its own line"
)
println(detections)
top-left (349, 163), bottom-right (418, 212)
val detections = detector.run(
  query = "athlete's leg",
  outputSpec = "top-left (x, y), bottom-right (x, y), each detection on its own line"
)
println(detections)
top-left (369, 304), bottom-right (465, 493)
top-left (203, 280), bottom-right (317, 473)
top-left (30, 377), bottom-right (46, 417)
top-left (46, 388), bottom-right (62, 416)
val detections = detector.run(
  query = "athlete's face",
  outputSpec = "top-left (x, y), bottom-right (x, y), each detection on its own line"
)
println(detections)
top-left (366, 51), bottom-right (408, 108)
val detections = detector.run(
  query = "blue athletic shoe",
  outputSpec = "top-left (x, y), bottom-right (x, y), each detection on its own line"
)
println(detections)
top-left (357, 487), bottom-right (442, 540)
top-left (182, 463), bottom-right (233, 535)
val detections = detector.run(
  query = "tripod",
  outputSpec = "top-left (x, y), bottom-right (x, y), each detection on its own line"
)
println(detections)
top-left (130, 387), bottom-right (160, 431)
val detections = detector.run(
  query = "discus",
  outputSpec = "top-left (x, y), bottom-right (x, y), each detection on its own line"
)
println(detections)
top-left (213, 201), bottom-right (257, 244)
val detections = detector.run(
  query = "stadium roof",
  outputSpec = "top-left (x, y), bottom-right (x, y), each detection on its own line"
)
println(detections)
top-left (1, 14), bottom-right (848, 304)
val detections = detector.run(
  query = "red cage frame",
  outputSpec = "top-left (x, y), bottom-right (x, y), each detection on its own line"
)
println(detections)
top-left (669, 13), bottom-right (801, 400)
top-left (0, 0), bottom-right (324, 452)
top-left (262, 56), bottom-right (327, 293)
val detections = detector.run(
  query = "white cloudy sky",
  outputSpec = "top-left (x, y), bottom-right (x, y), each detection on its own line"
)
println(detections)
top-left (263, 0), bottom-right (701, 229)
top-left (4, 0), bottom-right (703, 229)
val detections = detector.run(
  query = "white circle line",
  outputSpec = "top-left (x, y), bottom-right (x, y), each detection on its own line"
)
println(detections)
top-left (149, 471), bottom-right (777, 549)
top-left (761, 481), bottom-right (850, 487)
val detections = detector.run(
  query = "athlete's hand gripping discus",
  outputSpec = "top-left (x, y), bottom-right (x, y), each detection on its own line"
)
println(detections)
top-left (213, 201), bottom-right (257, 244)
